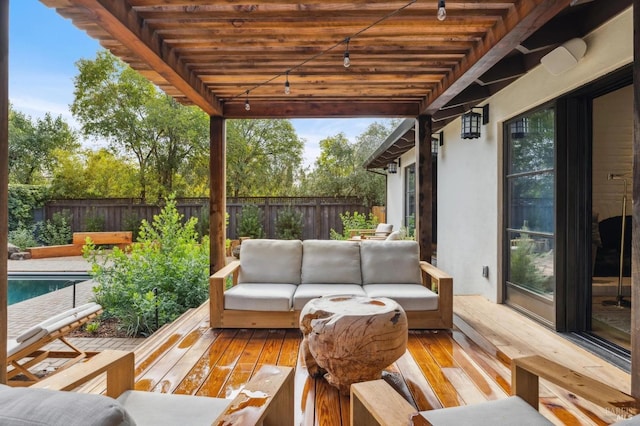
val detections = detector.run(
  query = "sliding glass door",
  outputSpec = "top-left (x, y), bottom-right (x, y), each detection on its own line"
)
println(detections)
top-left (504, 106), bottom-right (556, 326)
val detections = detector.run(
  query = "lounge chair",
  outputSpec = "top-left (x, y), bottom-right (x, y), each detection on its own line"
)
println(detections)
top-left (0, 350), bottom-right (295, 426)
top-left (350, 355), bottom-right (640, 425)
top-left (7, 302), bottom-right (103, 385)
top-left (349, 223), bottom-right (394, 240)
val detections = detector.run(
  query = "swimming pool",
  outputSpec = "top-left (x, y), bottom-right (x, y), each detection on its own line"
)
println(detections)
top-left (8, 273), bottom-right (91, 305)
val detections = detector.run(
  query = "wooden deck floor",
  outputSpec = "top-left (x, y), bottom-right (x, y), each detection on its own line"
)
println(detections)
top-left (82, 296), bottom-right (630, 425)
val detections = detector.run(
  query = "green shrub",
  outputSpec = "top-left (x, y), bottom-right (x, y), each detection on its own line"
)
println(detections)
top-left (85, 196), bottom-right (210, 337)
top-left (236, 204), bottom-right (265, 238)
top-left (275, 207), bottom-right (303, 240)
top-left (36, 210), bottom-right (73, 246)
top-left (84, 208), bottom-right (106, 232)
top-left (8, 185), bottom-right (49, 231)
top-left (9, 226), bottom-right (38, 250)
top-left (330, 211), bottom-right (377, 240)
top-left (509, 241), bottom-right (551, 293)
top-left (122, 211), bottom-right (142, 241)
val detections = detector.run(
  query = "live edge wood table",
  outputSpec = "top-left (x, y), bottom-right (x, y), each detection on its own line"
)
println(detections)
top-left (299, 295), bottom-right (408, 395)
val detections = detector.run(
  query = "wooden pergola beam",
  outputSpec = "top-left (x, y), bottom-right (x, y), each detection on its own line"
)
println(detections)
top-left (422, 0), bottom-right (572, 114)
top-left (66, 0), bottom-right (223, 116)
top-left (0, 0), bottom-right (8, 385)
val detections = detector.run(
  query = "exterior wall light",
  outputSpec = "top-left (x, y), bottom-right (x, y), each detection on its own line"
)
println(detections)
top-left (461, 105), bottom-right (489, 139)
top-left (387, 160), bottom-right (398, 174)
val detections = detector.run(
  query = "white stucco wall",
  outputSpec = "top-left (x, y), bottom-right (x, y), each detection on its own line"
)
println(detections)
top-left (433, 8), bottom-right (633, 301)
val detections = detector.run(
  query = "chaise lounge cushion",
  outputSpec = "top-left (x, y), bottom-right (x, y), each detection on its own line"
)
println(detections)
top-left (238, 239), bottom-right (302, 285)
top-left (360, 241), bottom-right (422, 285)
top-left (418, 396), bottom-right (553, 426)
top-left (0, 383), bottom-right (135, 426)
top-left (301, 240), bottom-right (362, 285)
top-left (293, 284), bottom-right (367, 310)
top-left (363, 284), bottom-right (438, 311)
top-left (224, 283), bottom-right (297, 311)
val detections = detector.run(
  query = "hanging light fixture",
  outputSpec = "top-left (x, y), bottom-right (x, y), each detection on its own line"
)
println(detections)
top-left (461, 105), bottom-right (489, 139)
top-left (343, 37), bottom-right (351, 68)
top-left (244, 90), bottom-right (251, 111)
top-left (510, 117), bottom-right (529, 139)
top-left (437, 0), bottom-right (446, 21)
top-left (284, 72), bottom-right (291, 95)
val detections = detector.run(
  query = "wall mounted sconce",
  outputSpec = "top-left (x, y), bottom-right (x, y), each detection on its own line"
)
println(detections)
top-left (510, 117), bottom-right (529, 139)
top-left (387, 158), bottom-right (400, 174)
top-left (461, 105), bottom-right (489, 139)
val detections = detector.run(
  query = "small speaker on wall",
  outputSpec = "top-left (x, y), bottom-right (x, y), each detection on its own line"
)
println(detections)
top-left (540, 38), bottom-right (587, 75)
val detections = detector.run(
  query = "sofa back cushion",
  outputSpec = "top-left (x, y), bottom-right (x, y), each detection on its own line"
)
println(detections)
top-left (301, 240), bottom-right (362, 284)
top-left (360, 240), bottom-right (422, 285)
top-left (239, 239), bottom-right (303, 285)
top-left (0, 384), bottom-right (135, 426)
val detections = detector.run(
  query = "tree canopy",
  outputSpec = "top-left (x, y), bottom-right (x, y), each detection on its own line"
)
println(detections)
top-left (71, 50), bottom-right (209, 201)
top-left (8, 104), bottom-right (79, 184)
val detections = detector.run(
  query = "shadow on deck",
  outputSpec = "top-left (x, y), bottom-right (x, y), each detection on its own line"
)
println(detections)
top-left (79, 296), bottom-right (629, 425)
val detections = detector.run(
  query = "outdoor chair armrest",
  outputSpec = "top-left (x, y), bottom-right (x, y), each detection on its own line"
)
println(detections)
top-left (349, 229), bottom-right (378, 238)
top-left (215, 365), bottom-right (294, 425)
top-left (420, 261), bottom-right (453, 327)
top-left (31, 349), bottom-right (134, 398)
top-left (512, 355), bottom-right (639, 413)
top-left (350, 379), bottom-right (416, 426)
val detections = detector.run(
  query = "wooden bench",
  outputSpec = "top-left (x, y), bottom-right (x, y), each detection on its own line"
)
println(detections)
top-left (28, 232), bottom-right (133, 259)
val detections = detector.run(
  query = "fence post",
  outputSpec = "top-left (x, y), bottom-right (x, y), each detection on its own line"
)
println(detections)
top-left (315, 199), bottom-right (322, 239)
top-left (263, 198), bottom-right (270, 238)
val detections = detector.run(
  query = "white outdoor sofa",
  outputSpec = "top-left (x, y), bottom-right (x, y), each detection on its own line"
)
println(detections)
top-left (210, 239), bottom-right (452, 329)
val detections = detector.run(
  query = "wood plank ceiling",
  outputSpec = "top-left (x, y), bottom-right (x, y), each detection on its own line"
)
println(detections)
top-left (42, 0), bottom-right (576, 120)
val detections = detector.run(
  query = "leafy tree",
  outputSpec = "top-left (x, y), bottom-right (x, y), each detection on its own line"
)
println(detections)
top-left (71, 50), bottom-right (209, 201)
top-left (226, 119), bottom-right (304, 197)
top-left (49, 149), bottom-right (139, 198)
top-left (303, 121), bottom-right (396, 206)
top-left (8, 105), bottom-right (79, 184)
top-left (236, 205), bottom-right (265, 238)
top-left (275, 207), bottom-right (304, 240)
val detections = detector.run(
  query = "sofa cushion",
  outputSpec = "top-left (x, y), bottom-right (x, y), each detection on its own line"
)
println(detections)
top-left (420, 396), bottom-right (553, 425)
top-left (225, 283), bottom-right (297, 311)
top-left (301, 240), bottom-right (362, 285)
top-left (360, 241), bottom-right (422, 285)
top-left (612, 414), bottom-right (640, 425)
top-left (293, 284), bottom-right (367, 310)
top-left (117, 390), bottom-right (231, 426)
top-left (363, 284), bottom-right (438, 311)
top-left (0, 384), bottom-right (135, 426)
top-left (238, 239), bottom-right (302, 285)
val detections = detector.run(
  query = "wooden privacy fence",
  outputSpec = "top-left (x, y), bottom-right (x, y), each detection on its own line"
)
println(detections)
top-left (44, 197), bottom-right (368, 240)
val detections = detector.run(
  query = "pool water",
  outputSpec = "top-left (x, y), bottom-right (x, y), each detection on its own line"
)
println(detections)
top-left (8, 276), bottom-right (90, 305)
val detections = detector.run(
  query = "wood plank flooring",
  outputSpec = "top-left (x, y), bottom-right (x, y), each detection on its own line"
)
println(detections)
top-left (81, 297), bottom-right (632, 425)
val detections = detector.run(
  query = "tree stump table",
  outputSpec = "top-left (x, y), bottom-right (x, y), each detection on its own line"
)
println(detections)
top-left (299, 295), bottom-right (408, 395)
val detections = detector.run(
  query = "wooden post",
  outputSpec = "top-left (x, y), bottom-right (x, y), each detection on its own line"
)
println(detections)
top-left (416, 115), bottom-right (433, 263)
top-left (209, 116), bottom-right (226, 274)
top-left (631, 0), bottom-right (640, 398)
top-left (0, 0), bottom-right (8, 385)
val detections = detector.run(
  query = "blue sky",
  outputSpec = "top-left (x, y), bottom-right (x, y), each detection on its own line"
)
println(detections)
top-left (9, 1), bottom-right (391, 168)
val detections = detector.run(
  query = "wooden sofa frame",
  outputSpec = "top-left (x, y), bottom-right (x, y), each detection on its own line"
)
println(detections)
top-left (209, 259), bottom-right (452, 329)
top-left (32, 350), bottom-right (295, 425)
top-left (350, 355), bottom-right (640, 425)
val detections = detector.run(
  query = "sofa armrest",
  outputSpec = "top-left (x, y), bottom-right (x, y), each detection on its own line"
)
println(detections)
top-left (30, 349), bottom-right (134, 398)
top-left (349, 228), bottom-right (377, 238)
top-left (420, 261), bottom-right (453, 327)
top-left (210, 260), bottom-right (241, 328)
top-left (512, 355), bottom-right (639, 414)
top-left (216, 364), bottom-right (294, 426)
top-left (351, 379), bottom-right (416, 426)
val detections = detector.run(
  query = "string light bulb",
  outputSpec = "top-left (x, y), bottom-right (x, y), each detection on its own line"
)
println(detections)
top-left (437, 0), bottom-right (446, 21)
top-left (284, 72), bottom-right (291, 95)
top-left (343, 37), bottom-right (351, 68)
top-left (244, 90), bottom-right (250, 111)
